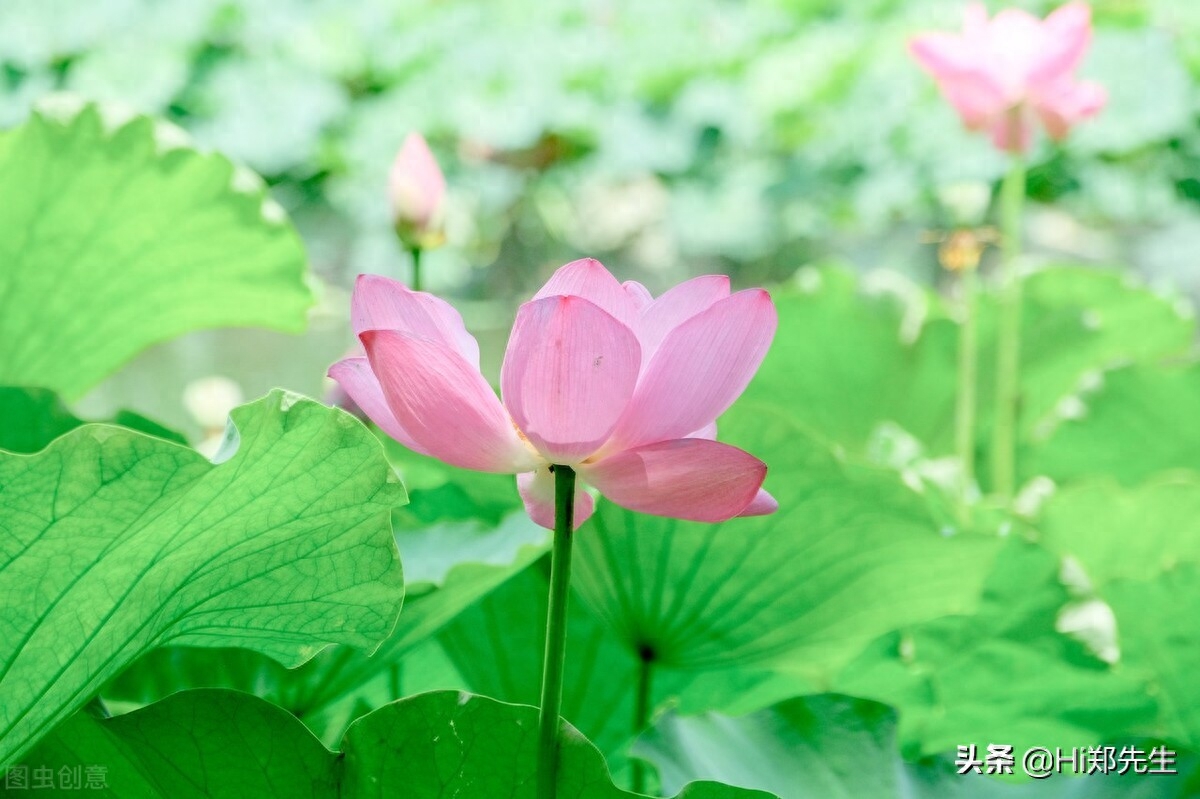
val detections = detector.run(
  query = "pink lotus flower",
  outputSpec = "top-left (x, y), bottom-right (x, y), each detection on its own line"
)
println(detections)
top-left (910, 3), bottom-right (1106, 152)
top-left (389, 132), bottom-right (446, 249)
top-left (329, 259), bottom-right (779, 529)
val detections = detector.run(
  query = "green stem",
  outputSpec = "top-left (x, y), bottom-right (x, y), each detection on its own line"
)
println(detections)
top-left (630, 649), bottom-right (655, 794)
top-left (954, 263), bottom-right (979, 523)
top-left (537, 465), bottom-right (576, 799)
top-left (991, 157), bottom-right (1025, 501)
top-left (410, 247), bottom-right (423, 293)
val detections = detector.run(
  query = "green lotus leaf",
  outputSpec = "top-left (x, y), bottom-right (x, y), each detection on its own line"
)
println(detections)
top-left (0, 100), bottom-right (312, 398)
top-left (21, 689), bottom-right (772, 798)
top-left (0, 391), bottom-right (406, 766)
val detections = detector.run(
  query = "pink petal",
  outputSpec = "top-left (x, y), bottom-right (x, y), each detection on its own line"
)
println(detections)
top-left (636, 275), bottom-right (731, 362)
top-left (362, 330), bottom-right (538, 473)
top-left (910, 35), bottom-right (1010, 130)
top-left (516, 467), bottom-right (595, 530)
top-left (605, 289), bottom-right (776, 452)
top-left (670, 422), bottom-right (773, 517)
top-left (533, 258), bottom-right (640, 329)
top-left (328, 356), bottom-right (421, 452)
top-left (352, 274), bottom-right (480, 367)
top-left (939, 74), bottom-right (1011, 130)
top-left (1035, 79), bottom-right (1107, 139)
top-left (987, 9), bottom-right (1048, 91)
top-left (1030, 2), bottom-right (1093, 84)
top-left (501, 295), bottom-right (641, 464)
top-left (909, 33), bottom-right (978, 79)
top-left (580, 438), bottom-right (767, 523)
top-left (739, 488), bottom-right (779, 517)
top-left (389, 132), bottom-right (445, 228)
top-left (623, 280), bottom-right (654, 312)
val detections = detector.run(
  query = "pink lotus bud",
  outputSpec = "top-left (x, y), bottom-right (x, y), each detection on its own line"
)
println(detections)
top-left (389, 133), bottom-right (447, 250)
top-left (909, 3), bottom-right (1106, 153)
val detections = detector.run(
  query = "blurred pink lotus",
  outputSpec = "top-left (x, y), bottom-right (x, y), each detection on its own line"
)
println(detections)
top-left (389, 133), bottom-right (446, 249)
top-left (910, 2), bottom-right (1106, 152)
top-left (330, 259), bottom-right (778, 529)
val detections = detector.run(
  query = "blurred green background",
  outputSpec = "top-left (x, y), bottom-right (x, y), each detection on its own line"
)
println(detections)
top-left (2, 0), bottom-right (1195, 436)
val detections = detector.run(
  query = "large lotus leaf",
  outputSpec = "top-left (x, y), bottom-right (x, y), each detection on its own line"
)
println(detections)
top-left (0, 391), bottom-right (406, 767)
top-left (1106, 568), bottom-right (1200, 749)
top-left (19, 689), bottom-right (773, 798)
top-left (1036, 476), bottom-right (1200, 586)
top-left (436, 562), bottom-right (697, 771)
top-left (636, 694), bottom-right (964, 799)
top-left (1037, 480), bottom-right (1200, 747)
top-left (836, 539), bottom-right (1156, 758)
top-left (740, 266), bottom-right (958, 454)
top-left (275, 505), bottom-right (549, 744)
top-left (98, 525), bottom-right (549, 743)
top-left (636, 692), bottom-right (1197, 799)
top-left (571, 402), bottom-right (999, 674)
top-left (983, 265), bottom-right (1193, 444)
top-left (0, 386), bottom-right (186, 453)
top-left (1022, 364), bottom-right (1200, 486)
top-left (743, 265), bottom-right (1191, 473)
top-left (343, 692), bottom-right (772, 798)
top-left (0, 100), bottom-right (311, 398)
top-left (99, 475), bottom-right (547, 745)
top-left (434, 559), bottom-right (831, 777)
top-left (25, 690), bottom-right (337, 797)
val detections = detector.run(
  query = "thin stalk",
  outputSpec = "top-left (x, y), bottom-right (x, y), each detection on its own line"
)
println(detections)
top-left (410, 247), bottom-right (423, 292)
top-left (537, 465), bottom-right (576, 799)
top-left (954, 263), bottom-right (979, 523)
top-left (991, 156), bottom-right (1026, 500)
top-left (630, 649), bottom-right (655, 794)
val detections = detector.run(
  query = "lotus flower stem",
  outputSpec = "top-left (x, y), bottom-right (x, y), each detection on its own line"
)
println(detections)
top-left (991, 155), bottom-right (1026, 500)
top-left (410, 247), bottom-right (423, 293)
top-left (537, 464), bottom-right (577, 799)
top-left (954, 262), bottom-right (979, 522)
top-left (630, 648), bottom-right (655, 793)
